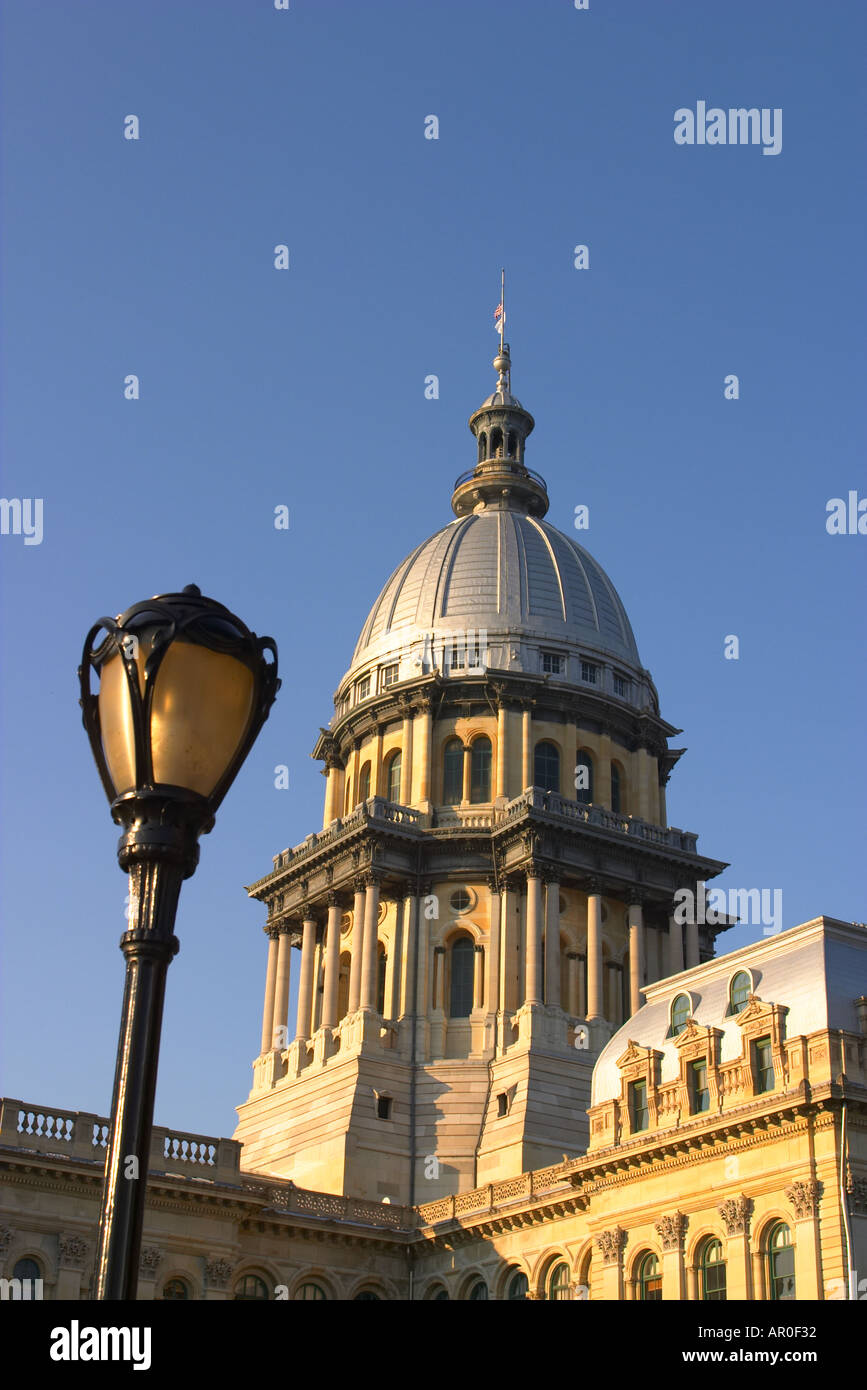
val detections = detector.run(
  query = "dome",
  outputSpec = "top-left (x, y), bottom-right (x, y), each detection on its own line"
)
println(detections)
top-left (344, 510), bottom-right (643, 689)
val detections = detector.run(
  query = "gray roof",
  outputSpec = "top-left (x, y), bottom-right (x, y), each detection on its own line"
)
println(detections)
top-left (349, 510), bottom-right (641, 674)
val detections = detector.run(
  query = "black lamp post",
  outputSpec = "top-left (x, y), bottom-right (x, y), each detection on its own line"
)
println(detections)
top-left (79, 584), bottom-right (279, 1300)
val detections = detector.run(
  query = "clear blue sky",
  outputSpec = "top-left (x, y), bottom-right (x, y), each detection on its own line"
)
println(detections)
top-left (1, 0), bottom-right (864, 1141)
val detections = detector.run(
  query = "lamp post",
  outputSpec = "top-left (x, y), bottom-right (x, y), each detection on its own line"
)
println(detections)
top-left (78, 584), bottom-right (279, 1300)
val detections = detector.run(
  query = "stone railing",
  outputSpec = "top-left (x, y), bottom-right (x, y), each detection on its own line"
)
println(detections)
top-left (241, 1179), bottom-right (415, 1231)
top-left (0, 1100), bottom-right (241, 1186)
top-left (416, 1161), bottom-right (574, 1228)
top-left (266, 790), bottom-right (699, 876)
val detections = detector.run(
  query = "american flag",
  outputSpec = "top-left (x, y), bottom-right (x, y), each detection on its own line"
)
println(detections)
top-left (494, 301), bottom-right (505, 333)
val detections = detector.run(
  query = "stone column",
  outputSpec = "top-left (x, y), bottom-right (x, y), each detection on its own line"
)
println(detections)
top-left (359, 875), bottom-right (381, 1010)
top-left (295, 914), bottom-right (317, 1042)
top-left (461, 743), bottom-right (472, 803)
top-left (384, 894), bottom-right (402, 1019)
top-left (656, 1212), bottom-right (688, 1300)
top-left (577, 953), bottom-right (587, 1017)
top-left (309, 936), bottom-right (322, 1036)
top-left (586, 887), bottom-right (604, 1021)
top-left (372, 724), bottom-right (384, 797)
top-left (718, 1197), bottom-right (753, 1299)
top-left (260, 929), bottom-right (280, 1054)
top-left (432, 945), bottom-right (445, 1010)
top-left (668, 912), bottom-right (684, 975)
top-left (473, 945), bottom-right (485, 1011)
top-left (500, 881), bottom-right (519, 1013)
top-left (685, 908), bottom-right (700, 970)
top-left (415, 889), bottom-right (430, 1018)
top-left (351, 739), bottom-right (361, 809)
top-left (322, 755), bottom-right (343, 827)
top-left (524, 869), bottom-right (543, 1005)
top-left (271, 925), bottom-right (293, 1050)
top-left (496, 702), bottom-right (508, 799)
top-left (566, 952), bottom-right (580, 1016)
top-left (400, 704), bottom-right (413, 804)
top-left (347, 882), bottom-right (365, 1013)
top-left (485, 879), bottom-right (501, 1024)
top-left (627, 898), bottom-right (645, 1017)
top-left (544, 875), bottom-right (561, 1008)
top-left (521, 702), bottom-right (532, 788)
top-left (786, 1180), bottom-right (822, 1300)
top-left (416, 699), bottom-right (433, 803)
top-left (595, 1228), bottom-right (627, 1300)
top-left (321, 896), bottom-right (342, 1029)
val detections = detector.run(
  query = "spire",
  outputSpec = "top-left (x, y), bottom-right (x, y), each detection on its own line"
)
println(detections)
top-left (451, 293), bottom-right (547, 518)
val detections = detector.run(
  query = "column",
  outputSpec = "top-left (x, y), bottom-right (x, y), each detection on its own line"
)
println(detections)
top-left (372, 724), bottom-right (384, 797)
top-left (473, 945), bottom-right (485, 1011)
top-left (668, 912), bottom-right (684, 975)
top-left (496, 703), bottom-right (508, 799)
top-left (564, 723), bottom-right (578, 802)
top-left (271, 926), bottom-right (293, 1050)
top-left (485, 879), bottom-right (501, 1020)
top-left (322, 758), bottom-right (343, 828)
top-left (351, 740), bottom-right (361, 810)
top-left (415, 889), bottom-right (429, 1018)
top-left (400, 708), bottom-right (413, 804)
top-left (385, 894), bottom-right (402, 1018)
top-left (628, 898), bottom-right (645, 1017)
top-left (524, 870), bottom-right (543, 1005)
top-left (347, 882), bottom-right (365, 1012)
top-left (321, 896), bottom-right (342, 1029)
top-left (685, 907), bottom-right (700, 970)
top-left (566, 952), bottom-right (580, 1016)
top-left (657, 1214), bottom-right (688, 1300)
top-left (416, 699), bottom-right (432, 803)
top-left (586, 888), bottom-right (603, 1021)
top-left (500, 881), bottom-right (519, 1013)
top-left (295, 913), bottom-right (317, 1042)
top-left (259, 929), bottom-right (280, 1054)
top-left (309, 936), bottom-right (322, 1036)
top-left (359, 875), bottom-right (381, 1010)
top-left (788, 1181), bottom-right (822, 1299)
top-left (544, 875), bottom-right (561, 1007)
top-left (577, 953), bottom-right (587, 1017)
top-left (521, 703), bottom-right (532, 788)
top-left (432, 945), bottom-right (445, 1010)
top-left (718, 1198), bottom-right (753, 1299)
top-left (461, 743), bottom-right (471, 803)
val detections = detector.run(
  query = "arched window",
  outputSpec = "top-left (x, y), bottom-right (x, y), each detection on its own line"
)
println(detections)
top-left (376, 944), bottom-right (387, 1015)
top-left (470, 737), bottom-right (491, 803)
top-left (506, 1269), bottom-right (529, 1300)
top-left (611, 763), bottom-right (622, 813)
top-left (547, 1261), bottom-right (572, 1301)
top-left (478, 431), bottom-right (487, 462)
top-left (429, 1285), bottom-right (449, 1300)
top-left (767, 1223), bottom-right (795, 1301)
top-left (443, 739), bottom-right (463, 803)
top-left (730, 970), bottom-right (752, 1014)
top-left (534, 741), bottom-right (560, 793)
top-left (507, 430), bottom-right (517, 456)
top-left (637, 1252), bottom-right (661, 1301)
top-left (358, 762), bottom-right (371, 804)
top-left (161, 1277), bottom-right (190, 1300)
top-left (467, 1279), bottom-right (488, 1300)
top-left (699, 1238), bottom-right (726, 1301)
top-left (450, 936), bottom-right (474, 1018)
top-left (575, 749), bottom-right (594, 804)
top-left (12, 1257), bottom-right (41, 1292)
top-left (234, 1274), bottom-right (270, 1300)
top-left (490, 426), bottom-right (503, 457)
top-left (353, 1289), bottom-right (381, 1300)
top-left (670, 993), bottom-right (691, 1037)
top-left (295, 1282), bottom-right (327, 1301)
top-left (385, 751), bottom-right (401, 803)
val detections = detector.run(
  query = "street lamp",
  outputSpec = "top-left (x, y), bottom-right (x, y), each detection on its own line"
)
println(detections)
top-left (79, 584), bottom-right (279, 1299)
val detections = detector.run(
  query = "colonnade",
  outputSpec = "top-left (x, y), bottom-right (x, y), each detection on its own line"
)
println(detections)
top-left (259, 874), bottom-right (702, 1056)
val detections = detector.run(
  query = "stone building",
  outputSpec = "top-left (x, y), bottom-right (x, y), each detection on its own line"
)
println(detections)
top-left (1, 343), bottom-right (864, 1301)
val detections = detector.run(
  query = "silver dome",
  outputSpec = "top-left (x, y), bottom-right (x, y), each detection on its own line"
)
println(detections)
top-left (344, 509), bottom-right (642, 686)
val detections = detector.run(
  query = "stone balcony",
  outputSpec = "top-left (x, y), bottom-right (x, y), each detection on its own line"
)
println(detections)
top-left (266, 790), bottom-right (700, 877)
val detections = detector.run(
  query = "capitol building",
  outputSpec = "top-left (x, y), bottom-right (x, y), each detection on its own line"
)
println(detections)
top-left (2, 342), bottom-right (865, 1301)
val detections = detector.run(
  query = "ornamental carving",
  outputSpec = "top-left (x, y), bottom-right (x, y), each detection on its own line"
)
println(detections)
top-left (718, 1196), bottom-right (753, 1237)
top-left (655, 1211), bottom-right (687, 1250)
top-left (595, 1226), bottom-right (627, 1264)
top-left (204, 1256), bottom-right (235, 1290)
top-left (786, 1179), bottom-right (821, 1219)
top-left (58, 1234), bottom-right (89, 1268)
top-left (139, 1246), bottom-right (163, 1276)
top-left (0, 1227), bottom-right (13, 1256)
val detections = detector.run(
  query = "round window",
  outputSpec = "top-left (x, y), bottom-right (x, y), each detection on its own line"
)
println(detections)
top-left (450, 888), bottom-right (474, 913)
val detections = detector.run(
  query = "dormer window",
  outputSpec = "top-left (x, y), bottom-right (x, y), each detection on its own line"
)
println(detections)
top-left (581, 661), bottom-right (599, 685)
top-left (380, 663), bottom-right (399, 690)
top-left (629, 1078), bottom-right (649, 1132)
top-left (670, 993), bottom-right (691, 1037)
top-left (613, 673), bottom-right (629, 698)
top-left (356, 675), bottom-right (371, 702)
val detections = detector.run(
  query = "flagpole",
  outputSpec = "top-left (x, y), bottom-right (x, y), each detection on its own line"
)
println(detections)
top-left (500, 267), bottom-right (505, 353)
